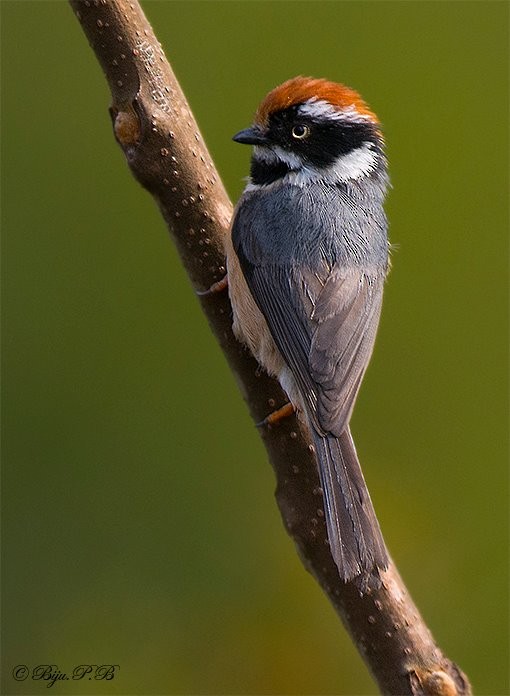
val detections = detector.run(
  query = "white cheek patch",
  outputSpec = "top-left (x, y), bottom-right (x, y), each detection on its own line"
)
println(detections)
top-left (298, 98), bottom-right (374, 124)
top-left (323, 142), bottom-right (379, 182)
top-left (246, 141), bottom-right (379, 192)
top-left (289, 144), bottom-right (378, 185)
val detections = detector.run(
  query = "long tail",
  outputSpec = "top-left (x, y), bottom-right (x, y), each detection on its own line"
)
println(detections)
top-left (311, 427), bottom-right (388, 588)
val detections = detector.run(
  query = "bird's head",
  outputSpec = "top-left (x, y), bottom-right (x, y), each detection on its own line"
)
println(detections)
top-left (233, 76), bottom-right (385, 187)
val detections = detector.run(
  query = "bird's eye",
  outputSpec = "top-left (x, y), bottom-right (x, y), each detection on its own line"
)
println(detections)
top-left (291, 124), bottom-right (310, 139)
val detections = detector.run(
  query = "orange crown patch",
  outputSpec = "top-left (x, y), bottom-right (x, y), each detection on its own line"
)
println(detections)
top-left (255, 76), bottom-right (379, 126)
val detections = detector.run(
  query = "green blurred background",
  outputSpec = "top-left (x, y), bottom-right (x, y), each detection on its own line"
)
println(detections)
top-left (2, 2), bottom-right (508, 694)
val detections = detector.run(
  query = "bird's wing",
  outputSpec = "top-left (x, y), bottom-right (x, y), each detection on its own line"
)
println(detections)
top-left (234, 237), bottom-right (384, 437)
top-left (308, 265), bottom-right (384, 434)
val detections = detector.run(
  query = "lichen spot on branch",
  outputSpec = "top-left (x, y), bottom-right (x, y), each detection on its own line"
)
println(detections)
top-left (413, 669), bottom-right (458, 696)
top-left (114, 109), bottom-right (141, 146)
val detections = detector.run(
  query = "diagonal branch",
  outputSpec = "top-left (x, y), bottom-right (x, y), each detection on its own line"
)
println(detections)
top-left (69, 2), bottom-right (471, 693)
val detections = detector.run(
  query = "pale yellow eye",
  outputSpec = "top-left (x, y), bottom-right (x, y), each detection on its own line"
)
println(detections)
top-left (291, 124), bottom-right (310, 139)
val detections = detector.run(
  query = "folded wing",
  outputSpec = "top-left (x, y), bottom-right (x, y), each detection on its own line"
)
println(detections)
top-left (234, 240), bottom-right (384, 437)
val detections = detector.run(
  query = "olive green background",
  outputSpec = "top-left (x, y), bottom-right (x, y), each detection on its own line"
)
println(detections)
top-left (2, 1), bottom-right (508, 694)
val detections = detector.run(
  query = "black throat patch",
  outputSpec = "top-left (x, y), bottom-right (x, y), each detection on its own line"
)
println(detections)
top-left (250, 157), bottom-right (292, 186)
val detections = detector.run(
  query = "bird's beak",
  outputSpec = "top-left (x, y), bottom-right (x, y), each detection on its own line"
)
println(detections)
top-left (232, 126), bottom-right (269, 146)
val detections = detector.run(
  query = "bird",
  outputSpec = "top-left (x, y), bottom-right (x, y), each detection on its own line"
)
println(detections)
top-left (225, 76), bottom-right (390, 588)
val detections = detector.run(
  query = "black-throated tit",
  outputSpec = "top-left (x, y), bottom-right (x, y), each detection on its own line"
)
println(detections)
top-left (226, 77), bottom-right (389, 588)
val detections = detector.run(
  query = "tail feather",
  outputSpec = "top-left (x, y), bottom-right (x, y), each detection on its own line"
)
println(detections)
top-left (311, 427), bottom-right (388, 587)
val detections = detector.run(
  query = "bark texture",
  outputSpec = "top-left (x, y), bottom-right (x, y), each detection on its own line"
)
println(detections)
top-left (69, 2), bottom-right (471, 693)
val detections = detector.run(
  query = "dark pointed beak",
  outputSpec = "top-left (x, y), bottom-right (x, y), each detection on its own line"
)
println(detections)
top-left (232, 126), bottom-right (269, 146)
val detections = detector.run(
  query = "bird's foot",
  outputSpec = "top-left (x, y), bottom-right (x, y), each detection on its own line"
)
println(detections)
top-left (256, 402), bottom-right (295, 428)
top-left (196, 274), bottom-right (228, 297)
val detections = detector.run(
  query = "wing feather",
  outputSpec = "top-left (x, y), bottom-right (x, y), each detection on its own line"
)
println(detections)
top-left (310, 269), bottom-right (384, 434)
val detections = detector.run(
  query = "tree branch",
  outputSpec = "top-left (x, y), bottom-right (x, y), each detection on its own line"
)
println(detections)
top-left (69, 2), bottom-right (471, 693)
